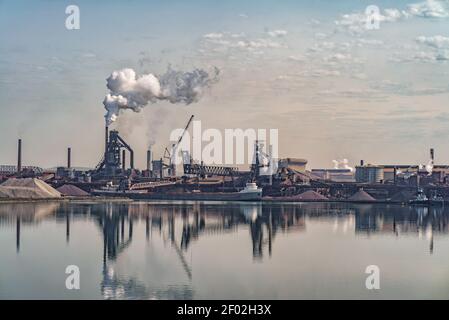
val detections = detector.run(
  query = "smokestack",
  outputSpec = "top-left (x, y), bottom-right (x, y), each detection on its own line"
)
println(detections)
top-left (360, 160), bottom-right (364, 167)
top-left (122, 150), bottom-right (126, 171)
top-left (147, 149), bottom-right (152, 171)
top-left (393, 167), bottom-right (397, 185)
top-left (130, 150), bottom-right (134, 169)
top-left (67, 147), bottom-right (71, 169)
top-left (160, 158), bottom-right (163, 179)
top-left (105, 126), bottom-right (109, 153)
top-left (17, 139), bottom-right (22, 174)
top-left (430, 148), bottom-right (434, 161)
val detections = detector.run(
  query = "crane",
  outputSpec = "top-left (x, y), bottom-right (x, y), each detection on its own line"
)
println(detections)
top-left (163, 115), bottom-right (194, 176)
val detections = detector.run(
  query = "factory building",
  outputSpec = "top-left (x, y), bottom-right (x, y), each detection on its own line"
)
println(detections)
top-left (278, 158), bottom-right (307, 173)
top-left (382, 165), bottom-right (449, 185)
top-left (355, 164), bottom-right (384, 184)
top-left (311, 169), bottom-right (355, 183)
top-left (0, 165), bottom-right (43, 176)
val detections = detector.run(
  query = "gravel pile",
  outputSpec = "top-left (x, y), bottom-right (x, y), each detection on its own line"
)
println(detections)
top-left (348, 190), bottom-right (376, 202)
top-left (296, 190), bottom-right (328, 200)
top-left (0, 178), bottom-right (61, 199)
top-left (57, 184), bottom-right (89, 197)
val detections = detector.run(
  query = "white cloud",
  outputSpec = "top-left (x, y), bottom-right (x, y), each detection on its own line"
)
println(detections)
top-left (436, 50), bottom-right (449, 60)
top-left (82, 53), bottom-right (96, 58)
top-left (392, 50), bottom-right (449, 62)
top-left (324, 53), bottom-right (352, 62)
top-left (200, 31), bottom-right (287, 58)
top-left (371, 79), bottom-right (449, 95)
top-left (383, 8), bottom-right (406, 21)
top-left (314, 32), bottom-right (327, 40)
top-left (203, 33), bottom-right (224, 39)
top-left (335, 9), bottom-right (406, 34)
top-left (235, 39), bottom-right (285, 49)
top-left (308, 19), bottom-right (321, 26)
top-left (267, 30), bottom-right (288, 38)
top-left (308, 41), bottom-right (336, 53)
top-left (356, 39), bottom-right (384, 46)
top-left (300, 69), bottom-right (341, 77)
top-left (288, 55), bottom-right (306, 62)
top-left (407, 0), bottom-right (449, 18)
top-left (335, 1), bottom-right (449, 34)
top-left (416, 35), bottom-right (449, 48)
top-left (230, 33), bottom-right (246, 38)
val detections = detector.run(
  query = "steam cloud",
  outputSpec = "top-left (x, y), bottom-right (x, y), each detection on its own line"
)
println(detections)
top-left (103, 67), bottom-right (219, 125)
top-left (332, 159), bottom-right (354, 172)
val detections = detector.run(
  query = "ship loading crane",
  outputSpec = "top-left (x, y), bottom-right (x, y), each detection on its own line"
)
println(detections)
top-left (163, 115), bottom-right (194, 177)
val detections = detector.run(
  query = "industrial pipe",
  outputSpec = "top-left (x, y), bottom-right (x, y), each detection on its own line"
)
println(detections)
top-left (122, 150), bottom-right (126, 171)
top-left (116, 133), bottom-right (134, 169)
top-left (17, 139), bottom-right (22, 174)
top-left (147, 149), bottom-right (152, 171)
top-left (130, 150), bottom-right (134, 169)
top-left (105, 126), bottom-right (109, 153)
top-left (67, 147), bottom-right (71, 169)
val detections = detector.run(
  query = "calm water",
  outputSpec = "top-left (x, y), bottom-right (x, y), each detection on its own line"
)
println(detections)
top-left (1, 200), bottom-right (449, 299)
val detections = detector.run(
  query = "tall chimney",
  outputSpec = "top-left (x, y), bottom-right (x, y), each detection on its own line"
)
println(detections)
top-left (160, 157), bottom-right (163, 178)
top-left (122, 150), bottom-right (126, 171)
top-left (393, 167), bottom-right (397, 185)
top-left (105, 126), bottom-right (109, 153)
top-left (67, 147), bottom-right (71, 169)
top-left (147, 149), bottom-right (152, 171)
top-left (17, 139), bottom-right (22, 174)
top-left (430, 148), bottom-right (434, 161)
top-left (130, 150), bottom-right (134, 169)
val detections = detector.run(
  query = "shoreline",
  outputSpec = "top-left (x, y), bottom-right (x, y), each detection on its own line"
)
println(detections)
top-left (0, 196), bottom-right (437, 206)
top-left (0, 196), bottom-right (133, 204)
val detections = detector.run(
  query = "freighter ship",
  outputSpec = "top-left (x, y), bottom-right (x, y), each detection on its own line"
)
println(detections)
top-left (92, 182), bottom-right (263, 201)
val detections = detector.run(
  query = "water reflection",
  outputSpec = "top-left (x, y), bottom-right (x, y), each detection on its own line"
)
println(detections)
top-left (352, 204), bottom-right (449, 254)
top-left (2, 201), bottom-right (449, 299)
top-left (3, 202), bottom-right (449, 257)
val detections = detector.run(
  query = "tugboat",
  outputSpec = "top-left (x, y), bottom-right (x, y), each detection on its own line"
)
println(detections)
top-left (91, 181), bottom-right (146, 196)
top-left (429, 190), bottom-right (444, 207)
top-left (409, 188), bottom-right (429, 206)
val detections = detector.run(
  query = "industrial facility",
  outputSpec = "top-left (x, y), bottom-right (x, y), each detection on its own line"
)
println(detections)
top-left (1, 117), bottom-right (448, 205)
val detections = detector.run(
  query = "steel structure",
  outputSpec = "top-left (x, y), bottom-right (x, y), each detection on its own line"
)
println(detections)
top-left (183, 163), bottom-right (239, 177)
top-left (94, 130), bottom-right (134, 178)
top-left (163, 115), bottom-right (194, 177)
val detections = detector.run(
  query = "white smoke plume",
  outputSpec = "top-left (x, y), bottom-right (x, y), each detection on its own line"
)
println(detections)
top-left (425, 160), bottom-right (434, 175)
top-left (419, 161), bottom-right (434, 175)
top-left (332, 159), bottom-right (354, 172)
top-left (103, 66), bottom-right (219, 125)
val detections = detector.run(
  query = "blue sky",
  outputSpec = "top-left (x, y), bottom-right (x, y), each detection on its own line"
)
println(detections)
top-left (0, 0), bottom-right (449, 169)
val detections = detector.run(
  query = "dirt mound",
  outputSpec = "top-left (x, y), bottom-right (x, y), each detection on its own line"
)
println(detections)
top-left (0, 178), bottom-right (61, 199)
top-left (348, 190), bottom-right (376, 202)
top-left (57, 184), bottom-right (89, 197)
top-left (296, 190), bottom-right (328, 200)
top-left (266, 190), bottom-right (328, 201)
top-left (390, 190), bottom-right (415, 203)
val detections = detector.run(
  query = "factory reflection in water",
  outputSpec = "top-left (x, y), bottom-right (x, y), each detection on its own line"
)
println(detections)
top-left (2, 201), bottom-right (449, 298)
